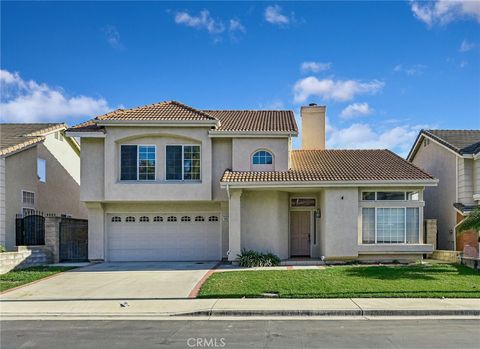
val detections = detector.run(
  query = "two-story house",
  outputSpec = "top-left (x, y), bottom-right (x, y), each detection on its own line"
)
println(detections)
top-left (67, 101), bottom-right (437, 263)
top-left (408, 130), bottom-right (480, 253)
top-left (0, 123), bottom-right (88, 250)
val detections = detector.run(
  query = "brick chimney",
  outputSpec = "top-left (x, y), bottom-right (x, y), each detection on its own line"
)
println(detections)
top-left (301, 103), bottom-right (326, 150)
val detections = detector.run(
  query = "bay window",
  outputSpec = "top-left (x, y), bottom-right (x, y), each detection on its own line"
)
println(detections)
top-left (120, 145), bottom-right (156, 181)
top-left (362, 207), bottom-right (420, 244)
top-left (166, 145), bottom-right (201, 181)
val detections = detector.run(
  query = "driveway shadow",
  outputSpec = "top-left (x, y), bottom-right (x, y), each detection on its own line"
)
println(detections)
top-left (71, 261), bottom-right (220, 272)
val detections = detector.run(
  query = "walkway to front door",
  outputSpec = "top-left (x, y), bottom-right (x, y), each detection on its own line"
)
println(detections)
top-left (290, 211), bottom-right (310, 256)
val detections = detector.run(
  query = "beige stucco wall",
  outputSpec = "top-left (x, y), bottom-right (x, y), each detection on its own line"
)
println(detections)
top-left (212, 138), bottom-right (232, 201)
top-left (301, 105), bottom-right (326, 150)
top-left (458, 158), bottom-right (475, 205)
top-left (102, 126), bottom-right (213, 201)
top-left (80, 138), bottom-right (105, 202)
top-left (411, 139), bottom-right (457, 249)
top-left (240, 190), bottom-right (289, 259)
top-left (232, 138), bottom-right (289, 171)
top-left (321, 188), bottom-right (359, 259)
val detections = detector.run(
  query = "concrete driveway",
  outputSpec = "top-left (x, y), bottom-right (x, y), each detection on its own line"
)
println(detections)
top-left (1, 262), bottom-right (218, 300)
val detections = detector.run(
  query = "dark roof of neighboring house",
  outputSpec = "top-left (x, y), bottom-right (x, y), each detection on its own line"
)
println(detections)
top-left (67, 100), bottom-right (298, 134)
top-left (453, 202), bottom-right (479, 215)
top-left (221, 149), bottom-right (435, 183)
top-left (0, 123), bottom-right (66, 157)
top-left (408, 129), bottom-right (480, 160)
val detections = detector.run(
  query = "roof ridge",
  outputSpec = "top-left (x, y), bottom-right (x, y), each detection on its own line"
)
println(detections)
top-left (203, 109), bottom-right (294, 112)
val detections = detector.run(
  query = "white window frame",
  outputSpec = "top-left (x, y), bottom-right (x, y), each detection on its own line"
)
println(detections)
top-left (164, 144), bottom-right (202, 182)
top-left (362, 207), bottom-right (420, 244)
top-left (120, 144), bottom-right (157, 182)
top-left (21, 190), bottom-right (36, 217)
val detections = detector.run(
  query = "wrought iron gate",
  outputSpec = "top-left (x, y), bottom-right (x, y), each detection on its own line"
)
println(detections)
top-left (59, 218), bottom-right (88, 262)
top-left (16, 212), bottom-right (45, 245)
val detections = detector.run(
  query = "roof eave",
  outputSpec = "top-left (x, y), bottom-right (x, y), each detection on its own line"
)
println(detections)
top-left (220, 179), bottom-right (439, 189)
top-left (209, 130), bottom-right (298, 138)
top-left (65, 130), bottom-right (106, 138)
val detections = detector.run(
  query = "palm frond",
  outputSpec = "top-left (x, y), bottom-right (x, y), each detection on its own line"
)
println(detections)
top-left (457, 207), bottom-right (480, 233)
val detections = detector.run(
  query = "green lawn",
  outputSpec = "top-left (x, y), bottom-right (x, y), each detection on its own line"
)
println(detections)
top-left (198, 264), bottom-right (480, 298)
top-left (0, 266), bottom-right (75, 292)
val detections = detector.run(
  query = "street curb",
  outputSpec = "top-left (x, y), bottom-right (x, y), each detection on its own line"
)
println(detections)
top-left (173, 309), bottom-right (480, 317)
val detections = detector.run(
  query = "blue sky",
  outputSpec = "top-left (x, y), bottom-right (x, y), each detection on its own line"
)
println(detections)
top-left (1, 1), bottom-right (479, 156)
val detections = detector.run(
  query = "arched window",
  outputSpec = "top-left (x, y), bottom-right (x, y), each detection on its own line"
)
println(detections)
top-left (167, 216), bottom-right (177, 222)
top-left (252, 150), bottom-right (273, 165)
top-left (153, 216), bottom-right (163, 222)
top-left (139, 216), bottom-right (149, 222)
top-left (181, 216), bottom-right (191, 222)
top-left (111, 216), bottom-right (121, 222)
top-left (195, 216), bottom-right (205, 222)
top-left (208, 216), bottom-right (219, 222)
top-left (125, 216), bottom-right (135, 222)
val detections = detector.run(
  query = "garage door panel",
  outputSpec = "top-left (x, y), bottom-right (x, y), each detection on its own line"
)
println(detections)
top-left (107, 213), bottom-right (221, 261)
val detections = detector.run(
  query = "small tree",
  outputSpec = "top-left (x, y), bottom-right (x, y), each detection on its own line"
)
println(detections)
top-left (456, 207), bottom-right (480, 233)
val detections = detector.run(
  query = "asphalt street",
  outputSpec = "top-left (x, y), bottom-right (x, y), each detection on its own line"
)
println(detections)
top-left (1, 319), bottom-right (479, 349)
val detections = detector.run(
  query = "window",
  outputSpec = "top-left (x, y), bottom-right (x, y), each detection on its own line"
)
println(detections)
top-left (195, 216), bottom-right (205, 222)
top-left (37, 158), bottom-right (46, 182)
top-left (139, 216), bottom-right (149, 222)
top-left (291, 198), bottom-right (316, 208)
top-left (167, 216), bottom-right (177, 222)
top-left (208, 216), bottom-right (219, 222)
top-left (166, 145), bottom-right (201, 181)
top-left (120, 145), bottom-right (156, 181)
top-left (252, 150), bottom-right (273, 165)
top-left (22, 191), bottom-right (35, 205)
top-left (153, 216), bottom-right (163, 222)
top-left (181, 216), bottom-right (191, 222)
top-left (423, 138), bottom-right (430, 147)
top-left (362, 207), bottom-right (420, 244)
top-left (361, 191), bottom-right (419, 201)
top-left (54, 131), bottom-right (64, 141)
top-left (125, 216), bottom-right (135, 222)
top-left (111, 216), bottom-right (121, 222)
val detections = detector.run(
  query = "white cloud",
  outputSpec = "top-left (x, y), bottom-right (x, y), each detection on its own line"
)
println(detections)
top-left (229, 19), bottom-right (246, 33)
top-left (174, 10), bottom-right (225, 34)
top-left (300, 61), bottom-right (331, 73)
top-left (265, 5), bottom-right (290, 25)
top-left (459, 39), bottom-right (475, 52)
top-left (411, 0), bottom-right (480, 27)
top-left (0, 69), bottom-right (111, 122)
top-left (340, 102), bottom-right (374, 119)
top-left (327, 123), bottom-right (428, 157)
top-left (393, 64), bottom-right (426, 76)
top-left (293, 76), bottom-right (384, 103)
top-left (103, 25), bottom-right (124, 49)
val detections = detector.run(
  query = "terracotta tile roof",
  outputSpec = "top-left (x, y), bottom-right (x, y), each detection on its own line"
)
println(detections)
top-left (68, 101), bottom-right (298, 134)
top-left (221, 149), bottom-right (435, 184)
top-left (204, 110), bottom-right (297, 133)
top-left (0, 123), bottom-right (65, 156)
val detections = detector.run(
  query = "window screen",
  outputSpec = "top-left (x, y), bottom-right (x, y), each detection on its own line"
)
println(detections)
top-left (121, 145), bottom-right (138, 180)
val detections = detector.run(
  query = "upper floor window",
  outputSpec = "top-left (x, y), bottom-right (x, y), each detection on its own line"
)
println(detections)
top-left (252, 150), bottom-right (273, 165)
top-left (166, 145), bottom-right (201, 181)
top-left (120, 145), bottom-right (156, 181)
top-left (37, 158), bottom-right (46, 182)
top-left (54, 131), bottom-right (64, 141)
top-left (22, 191), bottom-right (35, 205)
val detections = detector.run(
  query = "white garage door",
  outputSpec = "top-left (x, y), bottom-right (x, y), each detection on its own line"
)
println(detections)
top-left (107, 213), bottom-right (221, 261)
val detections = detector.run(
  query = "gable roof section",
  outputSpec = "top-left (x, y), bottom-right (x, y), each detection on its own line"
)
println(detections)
top-left (205, 110), bottom-right (297, 133)
top-left (408, 129), bottom-right (480, 160)
top-left (0, 123), bottom-right (66, 157)
top-left (221, 149), bottom-right (435, 185)
top-left (68, 101), bottom-right (298, 134)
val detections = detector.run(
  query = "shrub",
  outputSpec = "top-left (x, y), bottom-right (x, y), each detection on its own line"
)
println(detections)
top-left (0, 245), bottom-right (6, 253)
top-left (237, 249), bottom-right (281, 267)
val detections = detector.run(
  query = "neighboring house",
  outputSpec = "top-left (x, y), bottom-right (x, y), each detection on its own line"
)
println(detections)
top-left (67, 101), bottom-right (437, 263)
top-left (0, 123), bottom-right (88, 250)
top-left (408, 130), bottom-right (480, 252)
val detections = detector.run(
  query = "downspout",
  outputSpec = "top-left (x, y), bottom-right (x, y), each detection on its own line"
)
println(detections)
top-left (226, 184), bottom-right (231, 258)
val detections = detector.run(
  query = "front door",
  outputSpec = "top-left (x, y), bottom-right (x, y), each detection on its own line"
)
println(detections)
top-left (290, 211), bottom-right (311, 256)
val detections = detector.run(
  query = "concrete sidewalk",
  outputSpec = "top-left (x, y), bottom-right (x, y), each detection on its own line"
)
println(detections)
top-left (1, 298), bottom-right (479, 320)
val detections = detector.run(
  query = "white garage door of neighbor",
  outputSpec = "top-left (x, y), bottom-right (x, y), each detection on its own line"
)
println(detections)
top-left (107, 213), bottom-right (221, 261)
